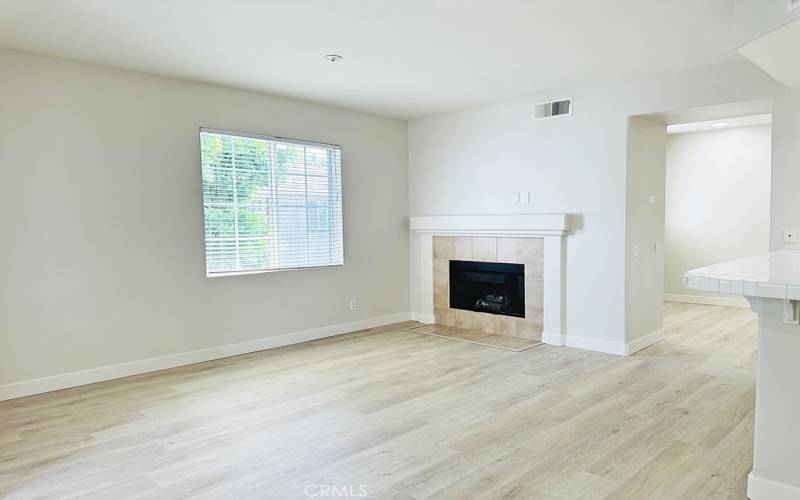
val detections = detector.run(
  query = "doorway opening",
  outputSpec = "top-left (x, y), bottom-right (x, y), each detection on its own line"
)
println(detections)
top-left (626, 98), bottom-right (773, 345)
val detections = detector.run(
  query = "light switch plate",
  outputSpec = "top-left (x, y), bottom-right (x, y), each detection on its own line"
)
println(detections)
top-left (520, 192), bottom-right (530, 203)
top-left (648, 195), bottom-right (656, 204)
top-left (512, 192), bottom-right (520, 204)
top-left (633, 244), bottom-right (639, 258)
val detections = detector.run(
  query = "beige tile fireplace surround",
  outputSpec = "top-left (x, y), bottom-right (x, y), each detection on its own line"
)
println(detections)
top-left (433, 236), bottom-right (544, 339)
top-left (409, 213), bottom-right (570, 348)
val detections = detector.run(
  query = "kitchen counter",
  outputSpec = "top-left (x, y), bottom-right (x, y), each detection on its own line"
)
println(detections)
top-left (685, 250), bottom-right (800, 500)
top-left (684, 249), bottom-right (800, 299)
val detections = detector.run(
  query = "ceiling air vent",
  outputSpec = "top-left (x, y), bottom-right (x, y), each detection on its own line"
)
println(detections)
top-left (533, 98), bottom-right (572, 121)
top-left (788, 0), bottom-right (800, 12)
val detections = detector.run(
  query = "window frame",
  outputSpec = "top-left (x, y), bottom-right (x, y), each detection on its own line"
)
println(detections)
top-left (199, 127), bottom-right (345, 278)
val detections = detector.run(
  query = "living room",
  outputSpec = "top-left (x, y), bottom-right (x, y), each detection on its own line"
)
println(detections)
top-left (1, 1), bottom-right (799, 498)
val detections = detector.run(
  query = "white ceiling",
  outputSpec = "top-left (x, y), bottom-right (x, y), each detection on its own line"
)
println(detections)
top-left (0, 0), bottom-right (742, 119)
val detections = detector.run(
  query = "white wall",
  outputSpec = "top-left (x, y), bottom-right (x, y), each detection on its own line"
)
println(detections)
top-left (626, 118), bottom-right (666, 342)
top-left (409, 61), bottom-right (787, 353)
top-left (0, 49), bottom-right (410, 390)
top-left (770, 90), bottom-right (800, 251)
top-left (665, 125), bottom-right (772, 301)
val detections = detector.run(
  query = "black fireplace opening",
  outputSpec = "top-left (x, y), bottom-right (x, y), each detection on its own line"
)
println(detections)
top-left (449, 260), bottom-right (525, 318)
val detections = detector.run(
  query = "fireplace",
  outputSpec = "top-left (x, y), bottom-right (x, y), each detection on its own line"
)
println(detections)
top-left (449, 260), bottom-right (525, 317)
top-left (410, 214), bottom-right (570, 342)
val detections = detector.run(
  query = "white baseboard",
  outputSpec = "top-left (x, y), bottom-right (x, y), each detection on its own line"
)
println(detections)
top-left (541, 331), bottom-right (566, 347)
top-left (411, 312), bottom-right (435, 324)
top-left (559, 334), bottom-right (628, 355)
top-left (542, 329), bottom-right (664, 356)
top-left (665, 293), bottom-right (749, 308)
top-left (626, 328), bottom-right (665, 355)
top-left (0, 312), bottom-right (412, 402)
top-left (748, 471), bottom-right (800, 500)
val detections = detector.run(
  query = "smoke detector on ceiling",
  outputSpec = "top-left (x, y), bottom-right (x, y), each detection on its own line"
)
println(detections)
top-left (323, 54), bottom-right (343, 63)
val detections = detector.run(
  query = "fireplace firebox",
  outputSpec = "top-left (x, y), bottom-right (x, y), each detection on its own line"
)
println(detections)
top-left (449, 260), bottom-right (525, 318)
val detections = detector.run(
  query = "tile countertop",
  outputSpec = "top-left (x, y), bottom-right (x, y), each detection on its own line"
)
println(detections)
top-left (684, 250), bottom-right (800, 300)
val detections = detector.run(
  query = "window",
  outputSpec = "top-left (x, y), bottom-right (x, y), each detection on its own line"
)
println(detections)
top-left (200, 128), bottom-right (343, 276)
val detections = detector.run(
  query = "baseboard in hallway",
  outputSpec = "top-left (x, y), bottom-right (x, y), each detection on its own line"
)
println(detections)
top-left (664, 293), bottom-right (750, 308)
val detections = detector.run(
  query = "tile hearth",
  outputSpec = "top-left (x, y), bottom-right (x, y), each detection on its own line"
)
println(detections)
top-left (405, 324), bottom-right (542, 352)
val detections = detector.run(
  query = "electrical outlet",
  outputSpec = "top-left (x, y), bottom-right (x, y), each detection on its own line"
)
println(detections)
top-left (654, 241), bottom-right (661, 254)
top-left (349, 299), bottom-right (358, 311)
top-left (785, 228), bottom-right (797, 244)
top-left (648, 195), bottom-right (656, 204)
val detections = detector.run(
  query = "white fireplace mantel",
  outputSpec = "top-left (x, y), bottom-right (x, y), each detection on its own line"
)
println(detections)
top-left (409, 213), bottom-right (571, 346)
top-left (409, 213), bottom-right (571, 236)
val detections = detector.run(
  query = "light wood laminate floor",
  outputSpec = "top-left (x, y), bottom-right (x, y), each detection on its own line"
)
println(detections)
top-left (0, 302), bottom-right (757, 499)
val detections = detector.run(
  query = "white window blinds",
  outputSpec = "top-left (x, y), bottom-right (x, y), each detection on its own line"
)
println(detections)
top-left (200, 129), bottom-right (343, 276)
